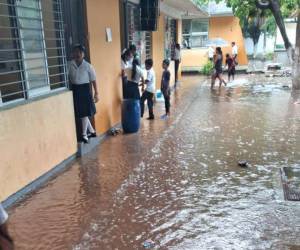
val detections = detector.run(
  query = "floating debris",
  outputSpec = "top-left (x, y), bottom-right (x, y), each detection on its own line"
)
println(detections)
top-left (160, 114), bottom-right (169, 120)
top-left (109, 128), bottom-right (121, 136)
top-left (238, 160), bottom-right (249, 168)
top-left (143, 239), bottom-right (155, 249)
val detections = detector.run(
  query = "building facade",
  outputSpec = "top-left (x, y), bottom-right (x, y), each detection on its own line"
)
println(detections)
top-left (0, 0), bottom-right (78, 202)
top-left (181, 1), bottom-right (248, 71)
top-left (0, 0), bottom-right (248, 202)
top-left (0, 0), bottom-right (193, 202)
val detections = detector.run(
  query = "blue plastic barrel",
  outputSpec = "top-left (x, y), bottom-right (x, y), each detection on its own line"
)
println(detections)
top-left (122, 99), bottom-right (141, 133)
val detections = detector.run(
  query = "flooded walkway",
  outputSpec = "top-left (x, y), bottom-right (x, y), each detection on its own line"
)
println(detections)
top-left (8, 75), bottom-right (300, 250)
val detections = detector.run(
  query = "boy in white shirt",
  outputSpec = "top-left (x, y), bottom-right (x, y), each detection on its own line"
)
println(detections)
top-left (231, 42), bottom-right (238, 60)
top-left (208, 46), bottom-right (215, 61)
top-left (141, 59), bottom-right (156, 120)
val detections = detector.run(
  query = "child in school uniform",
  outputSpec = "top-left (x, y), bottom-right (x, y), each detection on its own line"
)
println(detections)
top-left (121, 49), bottom-right (133, 98)
top-left (140, 59), bottom-right (156, 120)
top-left (68, 44), bottom-right (99, 144)
top-left (225, 53), bottom-right (236, 82)
top-left (124, 58), bottom-right (144, 99)
top-left (161, 59), bottom-right (171, 117)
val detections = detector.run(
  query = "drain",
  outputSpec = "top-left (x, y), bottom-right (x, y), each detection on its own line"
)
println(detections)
top-left (280, 167), bottom-right (300, 201)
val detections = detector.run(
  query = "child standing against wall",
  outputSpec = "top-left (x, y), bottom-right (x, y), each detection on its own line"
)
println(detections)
top-left (141, 59), bottom-right (156, 120)
top-left (161, 59), bottom-right (171, 117)
top-left (69, 45), bottom-right (99, 143)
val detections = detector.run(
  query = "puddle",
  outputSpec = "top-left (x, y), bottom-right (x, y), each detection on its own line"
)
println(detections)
top-left (8, 75), bottom-right (300, 250)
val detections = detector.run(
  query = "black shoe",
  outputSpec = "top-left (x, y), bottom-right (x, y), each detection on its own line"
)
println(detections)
top-left (82, 136), bottom-right (89, 144)
top-left (88, 132), bottom-right (97, 138)
top-left (147, 116), bottom-right (155, 120)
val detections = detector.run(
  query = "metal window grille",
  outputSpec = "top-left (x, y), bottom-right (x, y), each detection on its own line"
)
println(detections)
top-left (182, 19), bottom-right (209, 49)
top-left (126, 2), bottom-right (141, 48)
top-left (0, 0), bottom-right (68, 105)
top-left (145, 31), bottom-right (152, 59)
top-left (165, 17), bottom-right (177, 59)
top-left (125, 2), bottom-right (153, 64)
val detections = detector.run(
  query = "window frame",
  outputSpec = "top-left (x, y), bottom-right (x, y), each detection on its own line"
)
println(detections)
top-left (164, 16), bottom-right (177, 60)
top-left (124, 2), bottom-right (153, 65)
top-left (182, 18), bottom-right (209, 49)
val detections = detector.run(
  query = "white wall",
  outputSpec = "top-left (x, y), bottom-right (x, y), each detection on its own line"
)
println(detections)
top-left (275, 21), bottom-right (297, 49)
top-left (244, 34), bottom-right (275, 56)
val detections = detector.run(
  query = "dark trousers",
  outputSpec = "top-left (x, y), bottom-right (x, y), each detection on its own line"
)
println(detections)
top-left (125, 81), bottom-right (140, 99)
top-left (140, 91), bottom-right (154, 118)
top-left (175, 59), bottom-right (180, 81)
top-left (162, 90), bottom-right (170, 114)
top-left (228, 68), bottom-right (235, 77)
top-left (122, 76), bottom-right (127, 99)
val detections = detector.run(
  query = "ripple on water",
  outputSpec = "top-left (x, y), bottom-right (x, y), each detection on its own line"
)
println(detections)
top-left (8, 76), bottom-right (300, 250)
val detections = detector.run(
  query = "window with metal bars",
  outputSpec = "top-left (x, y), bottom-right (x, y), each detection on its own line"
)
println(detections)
top-left (144, 31), bottom-right (152, 59)
top-left (182, 19), bottom-right (209, 49)
top-left (165, 17), bottom-right (177, 60)
top-left (0, 0), bottom-right (67, 106)
top-left (125, 2), bottom-right (153, 64)
top-left (126, 2), bottom-right (141, 50)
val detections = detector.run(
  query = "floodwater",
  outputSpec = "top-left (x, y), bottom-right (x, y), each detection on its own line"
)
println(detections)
top-left (8, 75), bottom-right (300, 250)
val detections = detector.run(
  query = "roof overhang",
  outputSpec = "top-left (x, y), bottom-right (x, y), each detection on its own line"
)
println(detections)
top-left (160, 0), bottom-right (209, 19)
top-left (127, 0), bottom-right (140, 4)
top-left (208, 1), bottom-right (233, 17)
top-left (209, 13), bottom-right (234, 17)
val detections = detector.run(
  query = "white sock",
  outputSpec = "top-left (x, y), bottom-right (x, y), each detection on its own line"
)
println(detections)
top-left (87, 119), bottom-right (95, 134)
top-left (81, 117), bottom-right (89, 138)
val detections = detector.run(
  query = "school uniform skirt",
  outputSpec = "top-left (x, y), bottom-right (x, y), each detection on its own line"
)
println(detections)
top-left (122, 76), bottom-right (128, 99)
top-left (175, 59), bottom-right (180, 74)
top-left (124, 81), bottom-right (140, 100)
top-left (72, 83), bottom-right (96, 118)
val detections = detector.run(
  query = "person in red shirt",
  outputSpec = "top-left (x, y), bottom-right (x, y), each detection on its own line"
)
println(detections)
top-left (225, 53), bottom-right (236, 82)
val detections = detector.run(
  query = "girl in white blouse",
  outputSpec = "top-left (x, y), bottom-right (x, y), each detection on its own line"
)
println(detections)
top-left (124, 58), bottom-right (144, 99)
top-left (68, 45), bottom-right (99, 143)
top-left (121, 49), bottom-right (133, 98)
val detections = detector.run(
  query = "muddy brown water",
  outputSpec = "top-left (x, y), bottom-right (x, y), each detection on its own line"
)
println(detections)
top-left (7, 75), bottom-right (300, 250)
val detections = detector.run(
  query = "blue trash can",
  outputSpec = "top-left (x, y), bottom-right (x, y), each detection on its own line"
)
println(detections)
top-left (122, 99), bottom-right (141, 133)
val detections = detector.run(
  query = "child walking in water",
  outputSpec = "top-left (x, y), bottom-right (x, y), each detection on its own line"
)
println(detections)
top-left (141, 59), bottom-right (156, 120)
top-left (211, 47), bottom-right (227, 89)
top-left (225, 53), bottom-right (236, 82)
top-left (161, 59), bottom-right (171, 117)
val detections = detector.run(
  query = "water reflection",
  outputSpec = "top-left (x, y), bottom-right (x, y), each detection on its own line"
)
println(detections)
top-left (8, 75), bottom-right (300, 250)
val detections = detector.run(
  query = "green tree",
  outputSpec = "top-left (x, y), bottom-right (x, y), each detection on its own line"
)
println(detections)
top-left (241, 9), bottom-right (269, 57)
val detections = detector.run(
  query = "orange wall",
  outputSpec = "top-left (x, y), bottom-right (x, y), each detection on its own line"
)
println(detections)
top-left (209, 16), bottom-right (248, 66)
top-left (0, 92), bottom-right (77, 201)
top-left (152, 14), bottom-right (165, 88)
top-left (181, 16), bottom-right (248, 71)
top-left (86, 0), bottom-right (122, 134)
top-left (182, 48), bottom-right (208, 70)
top-left (152, 14), bottom-right (177, 87)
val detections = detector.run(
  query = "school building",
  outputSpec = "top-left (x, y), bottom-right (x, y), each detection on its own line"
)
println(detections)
top-left (181, 1), bottom-right (248, 71)
top-left (0, 0), bottom-right (247, 202)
